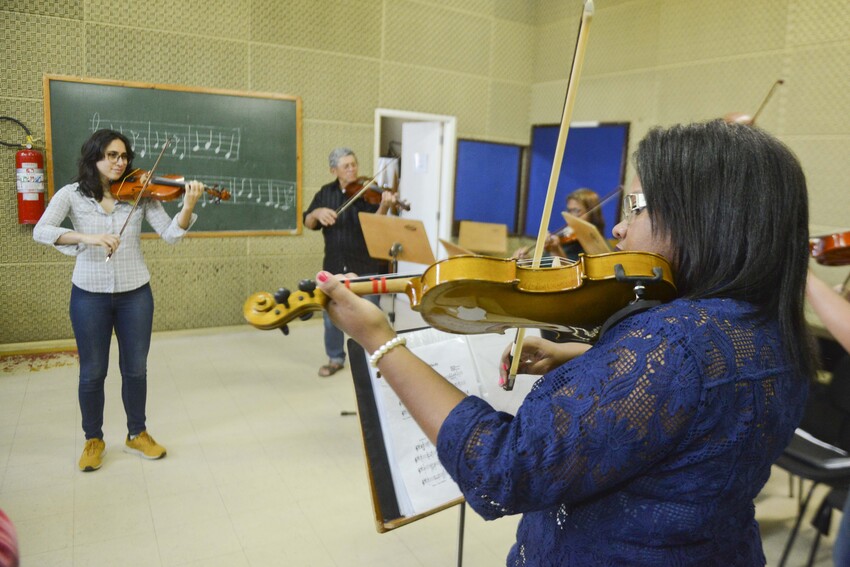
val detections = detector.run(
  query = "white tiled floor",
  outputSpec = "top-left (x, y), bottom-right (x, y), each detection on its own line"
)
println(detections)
top-left (0, 322), bottom-right (840, 566)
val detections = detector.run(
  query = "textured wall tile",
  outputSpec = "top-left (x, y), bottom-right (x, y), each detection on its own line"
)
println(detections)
top-left (492, 19), bottom-right (534, 83)
top-left (584, 0), bottom-right (660, 76)
top-left (534, 17), bottom-right (577, 83)
top-left (787, 137), bottom-right (850, 233)
top-left (655, 54), bottom-right (786, 127)
top-left (0, 13), bottom-right (84, 99)
top-left (385, 0), bottom-right (490, 75)
top-left (0, 263), bottom-right (74, 343)
top-left (84, 23), bottom-right (249, 90)
top-left (380, 63), bottom-right (489, 137)
top-left (488, 81), bottom-right (531, 143)
top-left (0, 1), bottom-right (83, 18)
top-left (784, 44), bottom-right (850, 135)
top-left (657, 0), bottom-right (789, 65)
top-left (787, 0), bottom-right (850, 46)
top-left (250, 0), bottom-right (381, 57)
top-left (252, 44), bottom-right (380, 124)
top-left (423, 0), bottom-right (493, 17)
top-left (302, 120), bottom-right (374, 189)
top-left (494, 0), bottom-right (535, 25)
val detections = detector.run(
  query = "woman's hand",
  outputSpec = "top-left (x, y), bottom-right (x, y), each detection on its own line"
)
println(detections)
top-left (315, 271), bottom-right (395, 353)
top-left (84, 233), bottom-right (121, 254)
top-left (182, 180), bottom-right (204, 210)
top-left (498, 335), bottom-right (591, 385)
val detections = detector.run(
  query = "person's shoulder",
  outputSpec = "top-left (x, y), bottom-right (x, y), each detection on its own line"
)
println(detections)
top-left (319, 180), bottom-right (339, 191)
top-left (53, 182), bottom-right (81, 200)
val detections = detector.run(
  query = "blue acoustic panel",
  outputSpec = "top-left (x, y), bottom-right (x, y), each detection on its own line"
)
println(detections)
top-left (454, 139), bottom-right (522, 232)
top-left (526, 123), bottom-right (629, 239)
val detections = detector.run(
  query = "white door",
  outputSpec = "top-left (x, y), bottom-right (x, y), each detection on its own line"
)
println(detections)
top-left (399, 121), bottom-right (443, 268)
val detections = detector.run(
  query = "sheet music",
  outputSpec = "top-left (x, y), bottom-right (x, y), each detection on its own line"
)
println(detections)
top-left (368, 328), bottom-right (538, 517)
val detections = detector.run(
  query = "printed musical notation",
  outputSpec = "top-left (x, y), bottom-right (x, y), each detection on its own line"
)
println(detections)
top-left (89, 114), bottom-right (241, 162)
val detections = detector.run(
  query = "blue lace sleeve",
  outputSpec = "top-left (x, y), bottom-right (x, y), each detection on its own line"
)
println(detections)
top-left (437, 303), bottom-right (707, 520)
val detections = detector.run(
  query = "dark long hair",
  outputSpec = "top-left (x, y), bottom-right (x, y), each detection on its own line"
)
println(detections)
top-left (635, 120), bottom-right (813, 380)
top-left (75, 129), bottom-right (134, 201)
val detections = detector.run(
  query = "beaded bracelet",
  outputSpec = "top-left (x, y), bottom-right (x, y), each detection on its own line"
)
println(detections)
top-left (369, 336), bottom-right (407, 367)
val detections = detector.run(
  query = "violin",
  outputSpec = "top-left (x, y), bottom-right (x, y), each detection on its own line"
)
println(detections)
top-left (342, 176), bottom-right (410, 211)
top-left (243, 251), bottom-right (677, 343)
top-left (111, 171), bottom-right (231, 203)
top-left (810, 231), bottom-right (850, 266)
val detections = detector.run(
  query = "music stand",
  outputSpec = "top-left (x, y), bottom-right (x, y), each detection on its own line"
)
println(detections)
top-left (359, 213), bottom-right (436, 271)
top-left (457, 220), bottom-right (508, 255)
top-left (561, 212), bottom-right (612, 255)
top-left (359, 213), bottom-right (436, 327)
top-left (439, 238), bottom-right (474, 258)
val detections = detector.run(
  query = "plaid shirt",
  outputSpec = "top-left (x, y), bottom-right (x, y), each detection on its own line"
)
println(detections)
top-left (33, 183), bottom-right (195, 293)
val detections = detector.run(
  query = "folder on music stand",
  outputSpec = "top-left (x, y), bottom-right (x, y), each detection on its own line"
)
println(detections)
top-left (359, 213), bottom-right (436, 267)
top-left (457, 220), bottom-right (507, 255)
top-left (561, 212), bottom-right (612, 255)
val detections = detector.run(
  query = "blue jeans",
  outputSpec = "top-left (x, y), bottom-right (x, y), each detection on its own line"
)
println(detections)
top-left (323, 294), bottom-right (381, 365)
top-left (69, 283), bottom-right (153, 439)
top-left (835, 491), bottom-right (850, 566)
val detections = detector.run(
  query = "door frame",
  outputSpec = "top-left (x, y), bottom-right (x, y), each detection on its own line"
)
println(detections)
top-left (374, 108), bottom-right (457, 251)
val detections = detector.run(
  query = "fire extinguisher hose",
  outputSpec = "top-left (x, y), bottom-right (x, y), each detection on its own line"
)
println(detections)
top-left (0, 116), bottom-right (34, 148)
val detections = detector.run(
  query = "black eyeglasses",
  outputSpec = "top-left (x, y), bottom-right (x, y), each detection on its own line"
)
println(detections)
top-left (104, 151), bottom-right (129, 164)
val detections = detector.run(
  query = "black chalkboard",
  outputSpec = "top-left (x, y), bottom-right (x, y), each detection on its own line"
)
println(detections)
top-left (44, 75), bottom-right (302, 235)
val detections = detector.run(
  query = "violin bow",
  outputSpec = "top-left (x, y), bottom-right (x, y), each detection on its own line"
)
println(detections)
top-left (750, 79), bottom-right (784, 125)
top-left (505, 0), bottom-right (594, 390)
top-left (106, 137), bottom-right (171, 263)
top-left (335, 159), bottom-right (396, 216)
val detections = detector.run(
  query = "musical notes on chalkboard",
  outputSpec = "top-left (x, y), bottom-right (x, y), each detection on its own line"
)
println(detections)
top-left (174, 175), bottom-right (297, 212)
top-left (89, 114), bottom-right (241, 162)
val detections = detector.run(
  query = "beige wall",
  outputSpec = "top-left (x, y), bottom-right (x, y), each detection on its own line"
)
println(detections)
top-left (2, 0), bottom-right (848, 344)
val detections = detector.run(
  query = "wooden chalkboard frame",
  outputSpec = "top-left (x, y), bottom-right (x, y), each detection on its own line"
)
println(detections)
top-left (43, 74), bottom-right (302, 237)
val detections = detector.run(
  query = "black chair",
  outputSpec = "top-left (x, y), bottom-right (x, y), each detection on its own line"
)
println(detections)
top-left (809, 486), bottom-right (849, 565)
top-left (775, 354), bottom-right (850, 567)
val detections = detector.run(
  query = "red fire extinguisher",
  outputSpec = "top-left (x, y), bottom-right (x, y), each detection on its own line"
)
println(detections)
top-left (16, 135), bottom-right (46, 224)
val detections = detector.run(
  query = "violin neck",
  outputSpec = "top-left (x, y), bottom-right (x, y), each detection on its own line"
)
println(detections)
top-left (341, 274), bottom-right (411, 296)
top-left (151, 176), bottom-right (186, 188)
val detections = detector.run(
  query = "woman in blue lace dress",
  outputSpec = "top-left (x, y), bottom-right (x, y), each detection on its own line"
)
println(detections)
top-left (316, 120), bottom-right (814, 566)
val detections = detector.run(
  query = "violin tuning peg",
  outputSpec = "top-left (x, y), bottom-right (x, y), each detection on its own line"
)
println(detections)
top-left (298, 313), bottom-right (314, 321)
top-left (279, 325), bottom-right (290, 336)
top-left (298, 279), bottom-right (317, 296)
top-left (274, 287), bottom-right (291, 308)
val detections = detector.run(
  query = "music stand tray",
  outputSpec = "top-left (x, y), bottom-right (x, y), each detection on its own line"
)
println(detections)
top-left (439, 238), bottom-right (474, 258)
top-left (359, 213), bottom-right (437, 266)
top-left (457, 220), bottom-right (507, 255)
top-left (561, 212), bottom-right (612, 255)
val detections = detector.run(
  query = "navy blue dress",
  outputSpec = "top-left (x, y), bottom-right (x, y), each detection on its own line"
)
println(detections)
top-left (437, 298), bottom-right (807, 566)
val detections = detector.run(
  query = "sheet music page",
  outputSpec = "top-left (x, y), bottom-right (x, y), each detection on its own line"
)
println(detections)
top-left (368, 328), bottom-right (539, 517)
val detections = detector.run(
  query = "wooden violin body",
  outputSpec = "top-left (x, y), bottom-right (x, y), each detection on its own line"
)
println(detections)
top-left (810, 231), bottom-right (850, 266)
top-left (111, 172), bottom-right (231, 203)
top-left (244, 251), bottom-right (677, 343)
top-left (342, 176), bottom-right (410, 211)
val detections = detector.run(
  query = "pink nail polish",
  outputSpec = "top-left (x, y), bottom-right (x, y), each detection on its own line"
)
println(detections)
top-left (317, 272), bottom-right (328, 283)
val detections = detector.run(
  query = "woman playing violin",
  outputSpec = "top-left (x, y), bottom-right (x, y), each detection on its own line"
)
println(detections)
top-left (303, 147), bottom-right (397, 377)
top-left (33, 129), bottom-right (204, 472)
top-left (316, 120), bottom-right (813, 566)
top-left (513, 187), bottom-right (605, 262)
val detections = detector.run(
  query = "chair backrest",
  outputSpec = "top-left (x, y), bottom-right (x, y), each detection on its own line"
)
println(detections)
top-left (800, 354), bottom-right (850, 451)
